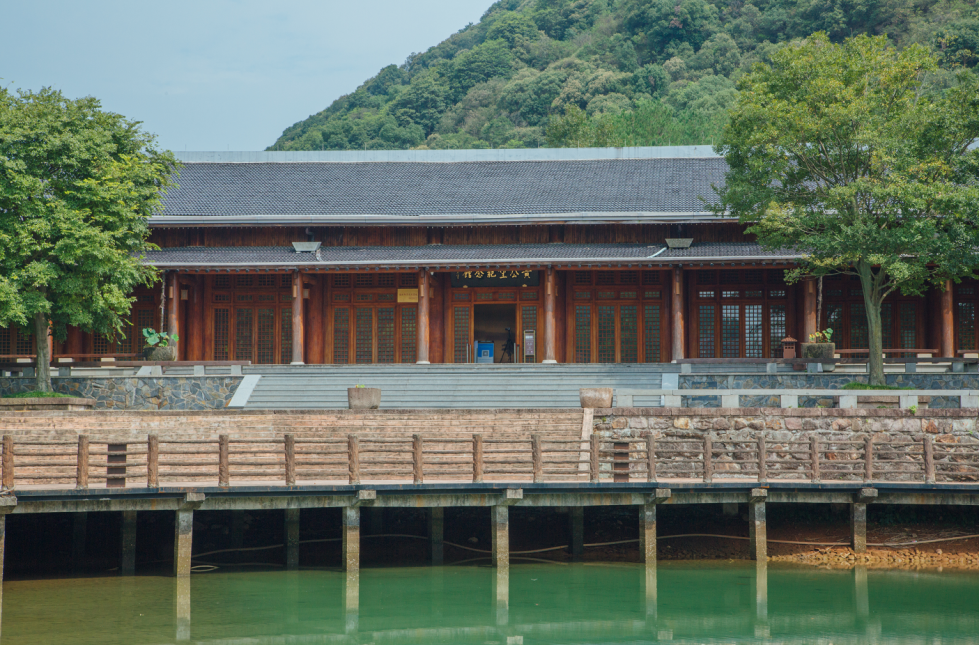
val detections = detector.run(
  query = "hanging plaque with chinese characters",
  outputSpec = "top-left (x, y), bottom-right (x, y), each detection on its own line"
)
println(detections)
top-left (450, 270), bottom-right (540, 288)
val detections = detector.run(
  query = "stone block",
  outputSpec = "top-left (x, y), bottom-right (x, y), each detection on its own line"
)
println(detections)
top-left (673, 417), bottom-right (691, 429)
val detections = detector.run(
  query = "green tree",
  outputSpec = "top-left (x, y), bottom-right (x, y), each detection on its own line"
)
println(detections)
top-left (0, 88), bottom-right (177, 392)
top-left (714, 33), bottom-right (979, 384)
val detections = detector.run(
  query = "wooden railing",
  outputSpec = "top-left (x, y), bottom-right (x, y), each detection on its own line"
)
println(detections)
top-left (1, 432), bottom-right (976, 490)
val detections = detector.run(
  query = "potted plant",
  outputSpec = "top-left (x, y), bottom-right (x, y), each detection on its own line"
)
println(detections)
top-left (142, 328), bottom-right (179, 361)
top-left (800, 328), bottom-right (835, 372)
top-left (348, 384), bottom-right (381, 410)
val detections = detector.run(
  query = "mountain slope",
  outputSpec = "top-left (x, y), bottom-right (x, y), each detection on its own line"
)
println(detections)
top-left (270, 0), bottom-right (978, 151)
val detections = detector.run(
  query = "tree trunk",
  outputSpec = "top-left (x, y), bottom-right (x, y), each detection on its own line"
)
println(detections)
top-left (33, 311), bottom-right (52, 393)
top-left (856, 261), bottom-right (886, 386)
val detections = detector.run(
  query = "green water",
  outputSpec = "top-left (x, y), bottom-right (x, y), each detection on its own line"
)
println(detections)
top-left (3, 562), bottom-right (979, 644)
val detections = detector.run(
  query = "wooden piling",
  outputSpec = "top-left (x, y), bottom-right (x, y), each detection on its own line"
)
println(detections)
top-left (589, 434), bottom-right (600, 483)
top-left (640, 502), bottom-right (657, 566)
top-left (218, 435), bottom-right (230, 486)
top-left (147, 435), bottom-right (159, 487)
top-left (472, 434), bottom-right (484, 483)
top-left (284, 434), bottom-right (296, 486)
top-left (342, 506), bottom-right (360, 573)
top-left (851, 503), bottom-right (867, 553)
top-left (749, 490), bottom-right (767, 561)
top-left (412, 434), bottom-right (424, 484)
top-left (491, 505), bottom-right (509, 572)
top-left (174, 509), bottom-right (194, 577)
top-left (810, 435), bottom-right (821, 483)
top-left (531, 434), bottom-right (543, 483)
top-left (348, 435), bottom-right (360, 485)
top-left (924, 436), bottom-right (935, 484)
top-left (2, 436), bottom-right (13, 490)
top-left (645, 432), bottom-right (656, 482)
top-left (76, 435), bottom-right (89, 490)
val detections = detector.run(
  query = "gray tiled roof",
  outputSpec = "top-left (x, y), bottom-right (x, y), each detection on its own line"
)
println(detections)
top-left (158, 157), bottom-right (727, 221)
top-left (144, 242), bottom-right (799, 268)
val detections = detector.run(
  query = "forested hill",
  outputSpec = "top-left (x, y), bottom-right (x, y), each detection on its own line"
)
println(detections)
top-left (269, 0), bottom-right (978, 151)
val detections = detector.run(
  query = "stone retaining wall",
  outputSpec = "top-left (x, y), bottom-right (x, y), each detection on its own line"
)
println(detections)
top-left (0, 376), bottom-right (242, 410)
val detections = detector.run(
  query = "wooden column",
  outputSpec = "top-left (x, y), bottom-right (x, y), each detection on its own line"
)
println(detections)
top-left (555, 270), bottom-right (567, 363)
top-left (941, 279), bottom-right (954, 357)
top-left (186, 276), bottom-right (204, 362)
top-left (417, 270), bottom-right (430, 364)
top-left (65, 325), bottom-right (83, 355)
top-left (167, 272), bottom-right (181, 359)
top-left (543, 267), bottom-right (557, 363)
top-left (307, 276), bottom-right (324, 364)
top-left (429, 273), bottom-right (444, 364)
top-left (803, 277), bottom-right (817, 341)
top-left (291, 271), bottom-right (305, 364)
top-left (671, 267), bottom-right (684, 361)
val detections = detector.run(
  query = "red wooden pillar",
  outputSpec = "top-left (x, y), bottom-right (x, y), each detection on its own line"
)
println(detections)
top-left (167, 272), bottom-right (181, 360)
top-left (429, 273), bottom-right (444, 364)
top-left (65, 325), bottom-right (83, 356)
top-left (671, 267), bottom-right (684, 361)
top-left (187, 276), bottom-right (204, 361)
top-left (543, 267), bottom-right (557, 363)
top-left (941, 279), bottom-right (954, 357)
top-left (307, 276), bottom-right (324, 364)
top-left (417, 270), bottom-right (431, 364)
top-left (291, 271), bottom-right (305, 364)
top-left (803, 277), bottom-right (817, 341)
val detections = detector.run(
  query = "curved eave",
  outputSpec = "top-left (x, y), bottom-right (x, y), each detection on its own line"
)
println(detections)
top-left (148, 212), bottom-right (732, 227)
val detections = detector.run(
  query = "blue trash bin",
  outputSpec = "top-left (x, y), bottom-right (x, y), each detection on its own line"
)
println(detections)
top-left (475, 341), bottom-right (494, 364)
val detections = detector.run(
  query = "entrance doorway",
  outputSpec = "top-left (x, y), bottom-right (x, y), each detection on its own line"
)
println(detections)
top-left (474, 304), bottom-right (516, 363)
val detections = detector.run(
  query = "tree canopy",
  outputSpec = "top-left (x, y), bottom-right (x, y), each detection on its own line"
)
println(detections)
top-left (714, 33), bottom-right (979, 384)
top-left (269, 0), bottom-right (979, 151)
top-left (0, 88), bottom-right (178, 391)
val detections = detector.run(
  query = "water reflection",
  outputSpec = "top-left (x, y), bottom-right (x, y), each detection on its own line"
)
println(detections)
top-left (3, 562), bottom-right (979, 644)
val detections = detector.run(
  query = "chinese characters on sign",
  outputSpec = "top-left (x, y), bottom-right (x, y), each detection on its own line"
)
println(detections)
top-left (450, 270), bottom-right (540, 288)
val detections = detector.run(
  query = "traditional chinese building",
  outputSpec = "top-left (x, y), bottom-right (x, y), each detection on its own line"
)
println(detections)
top-left (3, 146), bottom-right (968, 364)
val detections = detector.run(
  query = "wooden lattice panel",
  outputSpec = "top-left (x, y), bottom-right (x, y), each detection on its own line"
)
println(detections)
top-left (744, 304), bottom-right (763, 358)
top-left (721, 304), bottom-right (740, 358)
top-left (256, 308), bottom-right (275, 364)
top-left (400, 306), bottom-right (417, 363)
top-left (235, 308), bottom-right (253, 361)
top-left (333, 308), bottom-right (349, 364)
top-left (620, 305), bottom-right (638, 363)
top-left (644, 304), bottom-right (660, 362)
top-left (575, 305), bottom-right (591, 363)
top-left (768, 304), bottom-right (786, 357)
top-left (280, 307), bottom-right (292, 364)
top-left (213, 308), bottom-right (230, 360)
top-left (453, 307), bottom-right (469, 363)
top-left (355, 308), bottom-right (373, 364)
top-left (698, 304), bottom-right (715, 358)
top-left (597, 305), bottom-right (616, 362)
top-left (377, 307), bottom-right (395, 363)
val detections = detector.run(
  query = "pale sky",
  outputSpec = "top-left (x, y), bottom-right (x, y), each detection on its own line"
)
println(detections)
top-left (1, 0), bottom-right (493, 151)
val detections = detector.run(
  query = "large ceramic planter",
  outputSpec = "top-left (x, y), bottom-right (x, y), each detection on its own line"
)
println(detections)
top-left (348, 387), bottom-right (381, 410)
top-left (800, 342), bottom-right (835, 372)
top-left (580, 388), bottom-right (613, 408)
top-left (147, 346), bottom-right (176, 362)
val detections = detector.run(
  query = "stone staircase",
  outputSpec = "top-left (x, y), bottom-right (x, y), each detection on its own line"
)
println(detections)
top-left (228, 363), bottom-right (671, 410)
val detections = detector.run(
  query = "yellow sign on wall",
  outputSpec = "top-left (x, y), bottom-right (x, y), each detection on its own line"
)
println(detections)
top-left (398, 289), bottom-right (419, 303)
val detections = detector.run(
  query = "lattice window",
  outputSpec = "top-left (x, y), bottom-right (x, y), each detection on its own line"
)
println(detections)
top-left (258, 294), bottom-right (276, 302)
top-left (377, 307), bottom-right (395, 363)
top-left (93, 334), bottom-right (110, 355)
top-left (214, 276), bottom-right (231, 289)
top-left (214, 308), bottom-right (230, 361)
top-left (521, 306), bottom-right (537, 363)
top-left (574, 271), bottom-right (592, 285)
top-left (235, 309), bottom-right (253, 361)
top-left (0, 328), bottom-right (9, 354)
top-left (698, 305), bottom-right (715, 358)
top-left (620, 305), bottom-right (638, 363)
top-left (355, 308), bottom-right (373, 364)
top-left (597, 291), bottom-right (616, 299)
top-left (281, 275), bottom-right (293, 288)
top-left (722, 305), bottom-right (740, 358)
top-left (256, 308), bottom-right (275, 364)
top-left (899, 303), bottom-right (917, 350)
top-left (378, 293), bottom-right (395, 301)
top-left (697, 271), bottom-right (716, 285)
top-left (257, 275), bottom-right (277, 288)
top-left (643, 271), bottom-right (661, 285)
top-left (575, 305), bottom-right (591, 363)
top-left (596, 272), bottom-right (615, 286)
top-left (236, 275), bottom-right (254, 288)
top-left (453, 307), bottom-right (470, 363)
top-left (237, 295), bottom-right (253, 302)
top-left (356, 294), bottom-right (374, 302)
top-left (744, 270), bottom-right (764, 284)
top-left (333, 308), bottom-right (349, 364)
top-left (825, 304), bottom-right (843, 338)
top-left (881, 303), bottom-right (893, 349)
top-left (619, 291), bottom-right (637, 299)
top-left (958, 302), bottom-right (976, 350)
top-left (850, 303), bottom-right (868, 350)
top-left (454, 292), bottom-right (471, 301)
top-left (334, 293), bottom-right (350, 302)
top-left (575, 292), bottom-right (591, 299)
top-left (769, 305), bottom-right (786, 357)
top-left (400, 307), bottom-right (417, 363)
top-left (597, 306), bottom-right (615, 362)
top-left (355, 274), bottom-right (374, 288)
top-left (378, 274), bottom-right (396, 288)
top-left (644, 304), bottom-right (660, 362)
top-left (520, 291), bottom-right (538, 300)
top-left (16, 330), bottom-right (33, 355)
top-left (497, 292), bottom-right (516, 300)
top-left (720, 270), bottom-right (740, 285)
top-left (215, 294), bottom-right (230, 302)
top-left (333, 274), bottom-right (351, 289)
top-left (744, 304), bottom-right (763, 358)
top-left (620, 271), bottom-right (638, 285)
top-left (477, 292), bottom-right (493, 300)
top-left (768, 269), bottom-right (785, 284)
top-left (400, 273), bottom-right (418, 288)
top-left (280, 308), bottom-right (292, 364)
top-left (644, 291), bottom-right (661, 299)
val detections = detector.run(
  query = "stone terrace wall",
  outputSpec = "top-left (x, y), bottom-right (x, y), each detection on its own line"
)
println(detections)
top-left (0, 377), bottom-right (241, 410)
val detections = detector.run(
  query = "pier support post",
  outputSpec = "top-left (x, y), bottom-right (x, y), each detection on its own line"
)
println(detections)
top-left (639, 503), bottom-right (657, 565)
top-left (344, 570), bottom-right (360, 634)
top-left (851, 489), bottom-right (877, 554)
top-left (71, 512), bottom-right (87, 572)
top-left (174, 494), bottom-right (204, 578)
top-left (174, 576), bottom-right (191, 641)
top-left (343, 506), bottom-right (360, 573)
top-left (429, 507), bottom-right (444, 565)
top-left (285, 508), bottom-right (300, 570)
top-left (121, 510), bottom-right (137, 576)
top-left (855, 565), bottom-right (869, 619)
top-left (491, 505), bottom-right (509, 572)
top-left (569, 506), bottom-right (584, 561)
top-left (748, 489), bottom-right (767, 561)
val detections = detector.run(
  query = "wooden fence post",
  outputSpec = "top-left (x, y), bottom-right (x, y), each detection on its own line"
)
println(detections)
top-left (757, 433), bottom-right (767, 483)
top-left (285, 434), bottom-right (296, 486)
top-left (2, 435), bottom-right (13, 490)
top-left (810, 435), bottom-right (821, 483)
top-left (864, 435), bottom-right (874, 482)
top-left (348, 435), bottom-right (360, 485)
top-left (147, 435), bottom-right (159, 488)
top-left (472, 434), bottom-right (484, 483)
top-left (645, 431), bottom-right (656, 483)
top-left (532, 434), bottom-right (543, 483)
top-left (76, 435), bottom-right (89, 490)
top-left (923, 436), bottom-right (935, 484)
top-left (218, 435), bottom-right (230, 487)
top-left (589, 434), bottom-right (600, 483)
top-left (703, 435), bottom-right (713, 483)
top-left (413, 434), bottom-right (424, 484)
